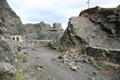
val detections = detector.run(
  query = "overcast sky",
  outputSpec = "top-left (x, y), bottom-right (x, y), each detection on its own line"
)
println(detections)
top-left (7, 0), bottom-right (119, 29)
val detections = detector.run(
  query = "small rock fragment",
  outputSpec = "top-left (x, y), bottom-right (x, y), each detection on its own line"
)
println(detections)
top-left (71, 66), bottom-right (78, 71)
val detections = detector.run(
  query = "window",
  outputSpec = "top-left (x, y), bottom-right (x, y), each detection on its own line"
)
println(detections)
top-left (13, 37), bottom-right (15, 41)
top-left (17, 37), bottom-right (19, 41)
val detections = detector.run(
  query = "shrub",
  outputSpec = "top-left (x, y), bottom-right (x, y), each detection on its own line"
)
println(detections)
top-left (50, 42), bottom-right (68, 52)
top-left (117, 5), bottom-right (120, 9)
top-left (102, 52), bottom-right (106, 58)
top-left (84, 48), bottom-right (87, 57)
top-left (91, 60), bottom-right (101, 69)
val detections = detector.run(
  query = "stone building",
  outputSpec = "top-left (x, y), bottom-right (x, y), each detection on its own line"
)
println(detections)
top-left (11, 35), bottom-right (23, 42)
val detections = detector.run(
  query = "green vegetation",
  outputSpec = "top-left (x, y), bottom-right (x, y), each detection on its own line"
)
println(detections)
top-left (91, 60), bottom-right (101, 69)
top-left (23, 56), bottom-right (27, 62)
top-left (15, 53), bottom-right (28, 80)
top-left (14, 43), bottom-right (19, 50)
top-left (106, 51), bottom-right (112, 55)
top-left (51, 43), bottom-right (68, 52)
top-left (117, 5), bottom-right (120, 9)
top-left (84, 48), bottom-right (87, 57)
top-left (39, 40), bottom-right (43, 43)
top-left (16, 53), bottom-right (22, 61)
top-left (102, 51), bottom-right (112, 58)
top-left (105, 66), bottom-right (111, 70)
top-left (56, 44), bottom-right (68, 52)
top-left (16, 53), bottom-right (28, 62)
top-left (15, 63), bottom-right (28, 80)
top-left (102, 52), bottom-right (106, 58)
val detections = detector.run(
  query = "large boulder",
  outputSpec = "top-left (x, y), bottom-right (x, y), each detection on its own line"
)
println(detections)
top-left (61, 6), bottom-right (120, 63)
top-left (0, 0), bottom-right (25, 35)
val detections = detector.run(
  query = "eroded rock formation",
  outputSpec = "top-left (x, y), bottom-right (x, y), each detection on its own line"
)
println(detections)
top-left (61, 6), bottom-right (120, 63)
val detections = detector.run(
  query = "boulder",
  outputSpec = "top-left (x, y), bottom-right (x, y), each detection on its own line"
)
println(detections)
top-left (0, 63), bottom-right (16, 80)
top-left (61, 6), bottom-right (120, 63)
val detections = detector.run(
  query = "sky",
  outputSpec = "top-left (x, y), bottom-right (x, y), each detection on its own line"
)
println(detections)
top-left (7, 0), bottom-right (120, 29)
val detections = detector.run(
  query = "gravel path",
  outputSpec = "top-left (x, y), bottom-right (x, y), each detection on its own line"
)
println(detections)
top-left (23, 47), bottom-right (119, 80)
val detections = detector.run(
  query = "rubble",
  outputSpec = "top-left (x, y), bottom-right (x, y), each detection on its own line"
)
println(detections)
top-left (57, 49), bottom-right (95, 71)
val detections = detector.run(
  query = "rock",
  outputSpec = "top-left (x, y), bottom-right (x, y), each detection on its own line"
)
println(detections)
top-left (0, 0), bottom-right (25, 35)
top-left (71, 66), bottom-right (78, 71)
top-left (91, 77), bottom-right (95, 80)
top-left (37, 64), bottom-right (43, 68)
top-left (36, 64), bottom-right (44, 70)
top-left (32, 47), bottom-right (36, 50)
top-left (83, 58), bottom-right (90, 63)
top-left (93, 71), bottom-right (98, 76)
top-left (37, 67), bottom-right (41, 70)
top-left (0, 17), bottom-right (16, 80)
top-left (87, 56), bottom-right (94, 61)
top-left (80, 57), bottom-right (84, 62)
top-left (68, 63), bottom-right (72, 66)
top-left (33, 56), bottom-right (39, 58)
top-left (58, 55), bottom-right (63, 59)
top-left (15, 58), bottom-right (18, 62)
top-left (61, 6), bottom-right (120, 64)
top-left (0, 63), bottom-right (16, 80)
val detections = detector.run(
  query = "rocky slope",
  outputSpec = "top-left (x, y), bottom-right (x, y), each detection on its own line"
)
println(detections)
top-left (61, 6), bottom-right (120, 64)
top-left (0, 11), bottom-right (16, 80)
top-left (25, 22), bottom-right (64, 40)
top-left (0, 0), bottom-right (25, 35)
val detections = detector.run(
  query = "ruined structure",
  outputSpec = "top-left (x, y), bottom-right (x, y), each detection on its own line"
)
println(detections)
top-left (61, 6), bottom-right (120, 63)
top-left (25, 22), bottom-right (64, 40)
top-left (11, 35), bottom-right (23, 42)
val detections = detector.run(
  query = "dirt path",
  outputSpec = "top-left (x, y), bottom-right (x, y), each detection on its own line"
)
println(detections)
top-left (23, 47), bottom-right (119, 80)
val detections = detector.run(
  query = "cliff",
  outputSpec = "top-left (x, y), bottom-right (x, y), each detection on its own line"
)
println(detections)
top-left (0, 10), bottom-right (16, 80)
top-left (0, 0), bottom-right (25, 35)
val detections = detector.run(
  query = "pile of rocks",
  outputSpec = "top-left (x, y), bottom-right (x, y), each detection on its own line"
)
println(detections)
top-left (57, 49), bottom-right (94, 71)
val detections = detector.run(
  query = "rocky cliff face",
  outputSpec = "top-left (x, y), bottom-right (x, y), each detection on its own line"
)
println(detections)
top-left (25, 22), bottom-right (64, 40)
top-left (61, 6), bottom-right (120, 63)
top-left (0, 11), bottom-right (16, 80)
top-left (0, 0), bottom-right (25, 35)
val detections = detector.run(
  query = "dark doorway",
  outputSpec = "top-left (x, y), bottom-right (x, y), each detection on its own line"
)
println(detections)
top-left (13, 37), bottom-right (15, 41)
top-left (17, 37), bottom-right (19, 41)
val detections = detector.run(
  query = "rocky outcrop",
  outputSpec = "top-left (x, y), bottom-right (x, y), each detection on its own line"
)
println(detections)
top-left (0, 0), bottom-right (25, 35)
top-left (25, 22), bottom-right (64, 40)
top-left (61, 6), bottom-right (120, 63)
top-left (0, 12), bottom-right (16, 80)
